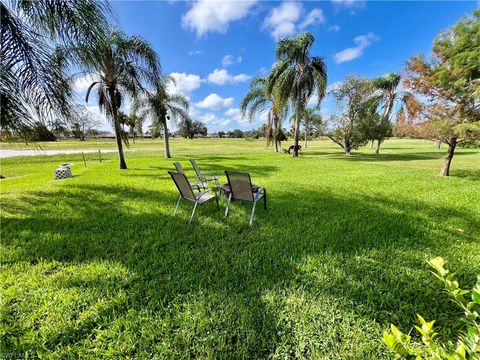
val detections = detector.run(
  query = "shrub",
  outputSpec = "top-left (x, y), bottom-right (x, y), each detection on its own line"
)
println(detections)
top-left (383, 257), bottom-right (480, 359)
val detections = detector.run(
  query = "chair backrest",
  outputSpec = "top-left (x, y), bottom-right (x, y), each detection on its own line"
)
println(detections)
top-left (173, 162), bottom-right (185, 176)
top-left (225, 171), bottom-right (254, 202)
top-left (169, 171), bottom-right (196, 201)
top-left (189, 159), bottom-right (205, 181)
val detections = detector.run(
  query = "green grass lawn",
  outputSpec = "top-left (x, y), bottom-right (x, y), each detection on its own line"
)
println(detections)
top-left (1, 138), bottom-right (479, 359)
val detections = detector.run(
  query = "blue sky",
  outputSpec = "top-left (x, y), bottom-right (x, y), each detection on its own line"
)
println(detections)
top-left (75, 0), bottom-right (479, 132)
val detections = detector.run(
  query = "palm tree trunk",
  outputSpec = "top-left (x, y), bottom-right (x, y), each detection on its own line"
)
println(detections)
top-left (163, 117), bottom-right (171, 159)
top-left (304, 125), bottom-right (308, 148)
top-left (273, 115), bottom-right (279, 153)
top-left (439, 138), bottom-right (457, 176)
top-left (293, 101), bottom-right (300, 157)
top-left (109, 89), bottom-right (127, 169)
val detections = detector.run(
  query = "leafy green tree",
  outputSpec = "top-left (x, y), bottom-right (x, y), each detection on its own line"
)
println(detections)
top-left (291, 107), bottom-right (323, 148)
top-left (325, 76), bottom-right (374, 155)
top-left (266, 32), bottom-right (327, 157)
top-left (47, 118), bottom-right (70, 139)
top-left (1, 0), bottom-right (109, 140)
top-left (82, 29), bottom-right (160, 168)
top-left (228, 129), bottom-right (244, 138)
top-left (176, 119), bottom-right (207, 139)
top-left (135, 75), bottom-right (190, 158)
top-left (193, 121), bottom-right (208, 138)
top-left (128, 109), bottom-right (146, 141)
top-left (400, 9), bottom-right (480, 176)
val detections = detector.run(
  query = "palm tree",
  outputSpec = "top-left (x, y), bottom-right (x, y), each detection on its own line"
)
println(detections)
top-left (135, 75), bottom-right (190, 158)
top-left (266, 32), bottom-right (327, 157)
top-left (81, 29), bottom-right (161, 169)
top-left (127, 109), bottom-right (146, 142)
top-left (1, 0), bottom-right (109, 140)
top-left (290, 107), bottom-right (323, 148)
top-left (240, 77), bottom-right (287, 152)
top-left (371, 73), bottom-right (412, 155)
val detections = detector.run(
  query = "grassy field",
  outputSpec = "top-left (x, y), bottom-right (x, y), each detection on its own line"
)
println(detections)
top-left (1, 138), bottom-right (479, 359)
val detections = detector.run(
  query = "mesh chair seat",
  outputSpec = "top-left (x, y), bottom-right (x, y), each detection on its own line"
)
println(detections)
top-left (224, 171), bottom-right (267, 225)
top-left (196, 191), bottom-right (216, 204)
top-left (169, 171), bottom-right (219, 222)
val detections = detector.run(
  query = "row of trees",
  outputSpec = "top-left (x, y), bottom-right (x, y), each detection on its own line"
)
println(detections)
top-left (2, 0), bottom-right (192, 168)
top-left (324, 73), bottom-right (408, 156)
top-left (241, 9), bottom-right (479, 176)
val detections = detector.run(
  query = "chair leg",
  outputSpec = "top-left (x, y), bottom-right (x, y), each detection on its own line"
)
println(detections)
top-left (249, 200), bottom-right (258, 226)
top-left (225, 193), bottom-right (232, 217)
top-left (215, 193), bottom-right (219, 209)
top-left (174, 195), bottom-right (182, 216)
top-left (190, 201), bottom-right (199, 223)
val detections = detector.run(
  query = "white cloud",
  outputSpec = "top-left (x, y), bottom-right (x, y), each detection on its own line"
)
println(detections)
top-left (188, 50), bottom-right (203, 56)
top-left (299, 8), bottom-right (325, 30)
top-left (207, 69), bottom-right (250, 85)
top-left (264, 2), bottom-right (325, 40)
top-left (222, 54), bottom-right (242, 67)
top-left (333, 33), bottom-right (378, 64)
top-left (264, 2), bottom-right (301, 39)
top-left (195, 113), bottom-right (232, 132)
top-left (182, 0), bottom-right (257, 36)
top-left (328, 25), bottom-right (341, 32)
top-left (74, 73), bottom-right (97, 93)
top-left (225, 107), bottom-right (243, 121)
top-left (331, 0), bottom-right (365, 9)
top-left (196, 93), bottom-right (234, 109)
top-left (166, 72), bottom-right (203, 97)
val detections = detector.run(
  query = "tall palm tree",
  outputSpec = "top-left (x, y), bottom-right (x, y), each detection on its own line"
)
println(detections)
top-left (1, 0), bottom-right (109, 140)
top-left (371, 73), bottom-right (412, 155)
top-left (135, 75), bottom-right (190, 158)
top-left (266, 32), bottom-right (327, 157)
top-left (240, 77), bottom-right (287, 152)
top-left (81, 29), bottom-right (161, 169)
top-left (291, 107), bottom-right (323, 148)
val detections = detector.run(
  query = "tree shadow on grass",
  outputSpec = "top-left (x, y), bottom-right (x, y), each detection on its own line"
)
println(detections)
top-left (452, 169), bottom-right (480, 181)
top-left (1, 183), bottom-right (479, 358)
top-left (310, 150), bottom-right (478, 162)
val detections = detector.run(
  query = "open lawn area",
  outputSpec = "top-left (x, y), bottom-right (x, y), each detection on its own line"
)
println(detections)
top-left (1, 138), bottom-right (479, 359)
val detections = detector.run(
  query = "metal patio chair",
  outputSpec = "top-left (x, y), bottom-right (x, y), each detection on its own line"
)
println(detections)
top-left (173, 162), bottom-right (204, 191)
top-left (224, 171), bottom-right (266, 226)
top-left (169, 171), bottom-right (219, 223)
top-left (189, 159), bottom-right (219, 189)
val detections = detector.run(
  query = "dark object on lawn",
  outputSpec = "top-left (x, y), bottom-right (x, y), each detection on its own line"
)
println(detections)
top-left (190, 159), bottom-right (219, 189)
top-left (283, 145), bottom-right (302, 154)
top-left (224, 171), bottom-right (266, 226)
top-left (173, 162), bottom-right (204, 191)
top-left (169, 171), bottom-right (219, 223)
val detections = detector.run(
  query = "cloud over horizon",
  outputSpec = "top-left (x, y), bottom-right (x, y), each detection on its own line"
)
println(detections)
top-left (334, 33), bottom-right (378, 64)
